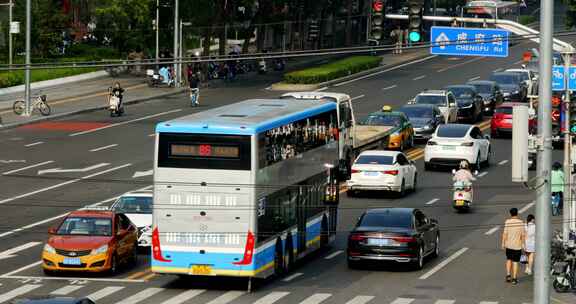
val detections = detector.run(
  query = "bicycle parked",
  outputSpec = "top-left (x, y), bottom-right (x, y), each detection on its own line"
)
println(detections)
top-left (13, 94), bottom-right (51, 116)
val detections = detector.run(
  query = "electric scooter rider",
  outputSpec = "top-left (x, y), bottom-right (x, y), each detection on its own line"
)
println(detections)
top-left (110, 82), bottom-right (124, 111)
top-left (453, 160), bottom-right (476, 185)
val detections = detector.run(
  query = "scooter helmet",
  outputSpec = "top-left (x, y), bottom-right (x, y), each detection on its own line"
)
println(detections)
top-left (459, 160), bottom-right (469, 170)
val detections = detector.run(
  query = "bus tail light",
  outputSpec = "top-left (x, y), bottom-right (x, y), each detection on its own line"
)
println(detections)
top-left (233, 231), bottom-right (255, 265)
top-left (152, 227), bottom-right (171, 262)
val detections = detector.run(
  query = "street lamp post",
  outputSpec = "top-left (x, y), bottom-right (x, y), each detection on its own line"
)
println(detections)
top-left (155, 0), bottom-right (159, 65)
top-left (173, 0), bottom-right (180, 87)
top-left (24, 0), bottom-right (31, 116)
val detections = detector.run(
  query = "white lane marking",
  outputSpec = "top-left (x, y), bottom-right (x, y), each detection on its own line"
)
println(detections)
top-left (324, 250), bottom-right (343, 260)
top-left (382, 85), bottom-right (398, 91)
top-left (478, 172), bottom-right (488, 178)
top-left (493, 68), bottom-right (502, 72)
top-left (0, 261), bottom-right (41, 277)
top-left (160, 290), bottom-right (206, 304)
top-left (148, 133), bottom-right (155, 137)
top-left (299, 293), bottom-right (332, 304)
top-left (24, 142), bottom-right (44, 147)
top-left (468, 76), bottom-right (481, 81)
top-left (437, 57), bottom-right (483, 72)
top-left (425, 198), bottom-right (440, 205)
top-left (485, 226), bottom-right (500, 235)
top-left (69, 109), bottom-right (182, 136)
top-left (345, 295), bottom-right (375, 304)
top-left (90, 144), bottom-right (118, 152)
top-left (498, 160), bottom-right (509, 165)
top-left (133, 169), bottom-right (153, 178)
top-left (334, 55), bottom-right (437, 86)
top-left (0, 242), bottom-right (41, 260)
top-left (315, 87), bottom-right (328, 92)
top-left (205, 291), bottom-right (245, 304)
top-left (0, 285), bottom-right (41, 303)
top-left (390, 298), bottom-right (415, 304)
top-left (519, 201), bottom-right (535, 214)
top-left (0, 163), bottom-right (131, 205)
top-left (282, 272), bottom-right (303, 282)
top-left (419, 247), bottom-right (469, 280)
top-left (253, 292), bottom-right (291, 304)
top-left (479, 302), bottom-right (499, 304)
top-left (2, 160), bottom-right (54, 175)
top-left (50, 285), bottom-right (85, 295)
top-left (351, 95), bottom-right (365, 101)
top-left (0, 160), bottom-right (25, 164)
top-left (0, 184), bottom-right (151, 239)
top-left (38, 163), bottom-right (110, 175)
top-left (120, 287), bottom-right (165, 304)
top-left (434, 300), bottom-right (455, 304)
top-left (87, 286), bottom-right (125, 301)
top-left (413, 75), bottom-right (426, 81)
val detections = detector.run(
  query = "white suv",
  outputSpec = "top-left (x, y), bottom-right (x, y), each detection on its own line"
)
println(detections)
top-left (505, 68), bottom-right (538, 98)
top-left (411, 90), bottom-right (458, 124)
top-left (110, 190), bottom-right (153, 248)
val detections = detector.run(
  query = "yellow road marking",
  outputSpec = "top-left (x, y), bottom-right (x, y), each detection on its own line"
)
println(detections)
top-left (124, 270), bottom-right (147, 280)
top-left (142, 273), bottom-right (156, 281)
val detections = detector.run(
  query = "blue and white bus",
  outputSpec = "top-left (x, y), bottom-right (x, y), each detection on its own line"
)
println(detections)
top-left (151, 98), bottom-right (340, 281)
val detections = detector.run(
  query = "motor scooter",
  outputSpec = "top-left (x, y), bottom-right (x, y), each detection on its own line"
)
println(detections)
top-left (451, 169), bottom-right (478, 212)
top-left (108, 89), bottom-right (124, 117)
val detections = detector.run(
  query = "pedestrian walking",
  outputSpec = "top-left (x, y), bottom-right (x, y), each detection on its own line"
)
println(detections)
top-left (524, 214), bottom-right (535, 275)
top-left (188, 72), bottom-right (200, 107)
top-left (551, 161), bottom-right (564, 215)
top-left (391, 26), bottom-right (404, 54)
top-left (501, 207), bottom-right (525, 285)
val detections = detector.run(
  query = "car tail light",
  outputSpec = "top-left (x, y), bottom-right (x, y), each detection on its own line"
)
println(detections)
top-left (392, 236), bottom-right (416, 243)
top-left (382, 170), bottom-right (399, 175)
top-left (351, 169), bottom-right (360, 174)
top-left (461, 142), bottom-right (474, 147)
top-left (350, 234), bottom-right (367, 241)
top-left (348, 251), bottom-right (361, 256)
top-left (152, 227), bottom-right (171, 262)
top-left (427, 141), bottom-right (437, 146)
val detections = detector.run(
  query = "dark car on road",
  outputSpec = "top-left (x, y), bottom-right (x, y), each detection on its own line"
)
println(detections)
top-left (466, 80), bottom-right (504, 114)
top-left (443, 85), bottom-right (483, 123)
top-left (347, 208), bottom-right (440, 270)
top-left (398, 104), bottom-right (443, 141)
top-left (11, 297), bottom-right (95, 304)
top-left (489, 72), bottom-right (527, 102)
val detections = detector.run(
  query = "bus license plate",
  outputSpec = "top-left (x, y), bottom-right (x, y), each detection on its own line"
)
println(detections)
top-left (63, 258), bottom-right (81, 265)
top-left (455, 200), bottom-right (465, 206)
top-left (191, 265), bottom-right (212, 275)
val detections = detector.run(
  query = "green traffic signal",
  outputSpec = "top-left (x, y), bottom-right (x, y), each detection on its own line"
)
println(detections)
top-left (409, 31), bottom-right (421, 42)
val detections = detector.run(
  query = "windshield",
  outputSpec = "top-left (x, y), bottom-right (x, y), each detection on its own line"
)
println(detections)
top-left (495, 107), bottom-right (513, 115)
top-left (400, 107), bottom-right (433, 118)
top-left (57, 217), bottom-right (112, 236)
top-left (436, 126), bottom-right (469, 138)
top-left (491, 74), bottom-right (517, 85)
top-left (472, 84), bottom-right (492, 94)
top-left (355, 155), bottom-right (394, 165)
top-left (415, 95), bottom-right (446, 106)
top-left (358, 212), bottom-right (412, 228)
top-left (361, 114), bottom-right (402, 126)
top-left (112, 196), bottom-right (152, 214)
top-left (446, 87), bottom-right (474, 98)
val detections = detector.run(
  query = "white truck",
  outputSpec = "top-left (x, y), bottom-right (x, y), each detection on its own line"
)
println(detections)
top-left (281, 92), bottom-right (402, 180)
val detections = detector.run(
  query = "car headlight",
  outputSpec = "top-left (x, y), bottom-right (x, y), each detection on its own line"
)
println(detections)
top-left (503, 92), bottom-right (510, 96)
top-left (91, 244), bottom-right (109, 255)
top-left (460, 103), bottom-right (473, 109)
top-left (423, 125), bottom-right (431, 130)
top-left (483, 98), bottom-right (492, 105)
top-left (44, 244), bottom-right (55, 254)
top-left (513, 90), bottom-right (519, 94)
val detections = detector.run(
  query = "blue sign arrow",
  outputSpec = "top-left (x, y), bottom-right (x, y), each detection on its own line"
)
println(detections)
top-left (430, 26), bottom-right (509, 57)
top-left (569, 67), bottom-right (576, 90)
top-left (553, 66), bottom-right (566, 91)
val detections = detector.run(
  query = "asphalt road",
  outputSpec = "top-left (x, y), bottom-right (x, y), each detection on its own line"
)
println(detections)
top-left (0, 38), bottom-right (572, 304)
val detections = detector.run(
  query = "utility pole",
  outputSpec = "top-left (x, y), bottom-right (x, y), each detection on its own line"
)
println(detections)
top-left (173, 0), bottom-right (180, 87)
top-left (179, 19), bottom-right (183, 84)
top-left (563, 52), bottom-right (573, 243)
top-left (8, 0), bottom-right (13, 67)
top-left (534, 0), bottom-right (553, 302)
top-left (155, 0), bottom-right (160, 65)
top-left (24, 0), bottom-right (31, 116)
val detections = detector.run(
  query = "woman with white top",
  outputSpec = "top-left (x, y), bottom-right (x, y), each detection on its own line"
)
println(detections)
top-left (524, 214), bottom-right (536, 275)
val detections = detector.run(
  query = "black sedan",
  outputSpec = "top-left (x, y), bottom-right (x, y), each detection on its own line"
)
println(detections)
top-left (466, 80), bottom-right (504, 114)
top-left (347, 208), bottom-right (439, 270)
top-left (490, 72), bottom-right (527, 102)
top-left (398, 104), bottom-right (443, 141)
top-left (11, 297), bottom-right (95, 304)
top-left (443, 85), bottom-right (483, 123)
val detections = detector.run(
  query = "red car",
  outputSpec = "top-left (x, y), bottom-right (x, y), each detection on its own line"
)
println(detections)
top-left (491, 102), bottom-right (536, 138)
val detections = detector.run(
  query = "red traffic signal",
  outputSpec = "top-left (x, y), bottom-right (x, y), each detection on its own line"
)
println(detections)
top-left (372, 0), bottom-right (384, 12)
top-left (552, 109), bottom-right (560, 122)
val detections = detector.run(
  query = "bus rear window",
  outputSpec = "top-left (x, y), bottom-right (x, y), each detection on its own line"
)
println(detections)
top-left (158, 133), bottom-right (251, 170)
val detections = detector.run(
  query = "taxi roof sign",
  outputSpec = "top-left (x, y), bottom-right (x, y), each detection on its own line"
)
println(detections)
top-left (382, 105), bottom-right (392, 112)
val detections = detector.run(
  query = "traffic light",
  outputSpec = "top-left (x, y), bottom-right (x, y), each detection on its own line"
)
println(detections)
top-left (369, 0), bottom-right (385, 41)
top-left (408, 0), bottom-right (424, 42)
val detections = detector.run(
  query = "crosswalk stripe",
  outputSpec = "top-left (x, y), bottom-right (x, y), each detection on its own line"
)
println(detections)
top-left (390, 298), bottom-right (414, 304)
top-left (87, 286), bottom-right (125, 301)
top-left (0, 285), bottom-right (41, 303)
top-left (299, 293), bottom-right (332, 304)
top-left (160, 289), bottom-right (206, 304)
top-left (434, 300), bottom-right (455, 304)
top-left (50, 285), bottom-right (85, 295)
top-left (206, 291), bottom-right (245, 304)
top-left (345, 295), bottom-right (375, 304)
top-left (120, 287), bottom-right (165, 304)
top-left (479, 302), bottom-right (498, 304)
top-left (253, 291), bottom-right (291, 304)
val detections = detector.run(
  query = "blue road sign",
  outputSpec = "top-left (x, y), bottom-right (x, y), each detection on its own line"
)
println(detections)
top-left (553, 66), bottom-right (566, 91)
top-left (569, 67), bottom-right (576, 90)
top-left (430, 26), bottom-right (509, 57)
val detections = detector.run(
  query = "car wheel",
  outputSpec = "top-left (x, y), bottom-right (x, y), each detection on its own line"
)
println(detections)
top-left (274, 243), bottom-right (285, 277)
top-left (431, 235), bottom-right (440, 258)
top-left (399, 180), bottom-right (406, 197)
top-left (424, 162), bottom-right (432, 171)
top-left (413, 246), bottom-right (424, 270)
top-left (412, 173), bottom-right (418, 192)
top-left (474, 153), bottom-right (481, 170)
top-left (491, 130), bottom-right (498, 138)
top-left (346, 190), bottom-right (355, 197)
top-left (484, 148), bottom-right (492, 167)
top-left (109, 254), bottom-right (118, 274)
top-left (43, 268), bottom-right (55, 276)
top-left (347, 259), bottom-right (360, 269)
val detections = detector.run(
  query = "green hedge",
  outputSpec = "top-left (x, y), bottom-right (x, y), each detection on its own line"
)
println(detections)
top-left (0, 67), bottom-right (99, 88)
top-left (284, 56), bottom-right (381, 84)
top-left (519, 15), bottom-right (537, 25)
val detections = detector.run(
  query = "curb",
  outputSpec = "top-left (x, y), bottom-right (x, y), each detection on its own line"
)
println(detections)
top-left (0, 70), bottom-right (109, 96)
top-left (269, 51), bottom-right (431, 91)
top-left (0, 88), bottom-right (185, 130)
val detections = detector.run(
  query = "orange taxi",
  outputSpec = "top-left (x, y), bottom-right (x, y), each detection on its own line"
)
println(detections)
top-left (42, 209), bottom-right (138, 275)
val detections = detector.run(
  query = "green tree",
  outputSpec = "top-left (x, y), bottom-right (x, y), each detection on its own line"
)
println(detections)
top-left (563, 0), bottom-right (576, 29)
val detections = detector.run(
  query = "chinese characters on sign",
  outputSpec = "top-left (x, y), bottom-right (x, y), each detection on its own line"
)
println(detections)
top-left (430, 26), bottom-right (509, 57)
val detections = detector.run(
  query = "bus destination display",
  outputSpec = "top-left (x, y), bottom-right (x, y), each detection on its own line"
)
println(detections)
top-left (171, 144), bottom-right (239, 158)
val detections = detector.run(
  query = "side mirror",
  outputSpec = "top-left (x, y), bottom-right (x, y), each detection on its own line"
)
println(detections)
top-left (474, 170), bottom-right (479, 176)
top-left (451, 169), bottom-right (456, 174)
top-left (48, 227), bottom-right (57, 234)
